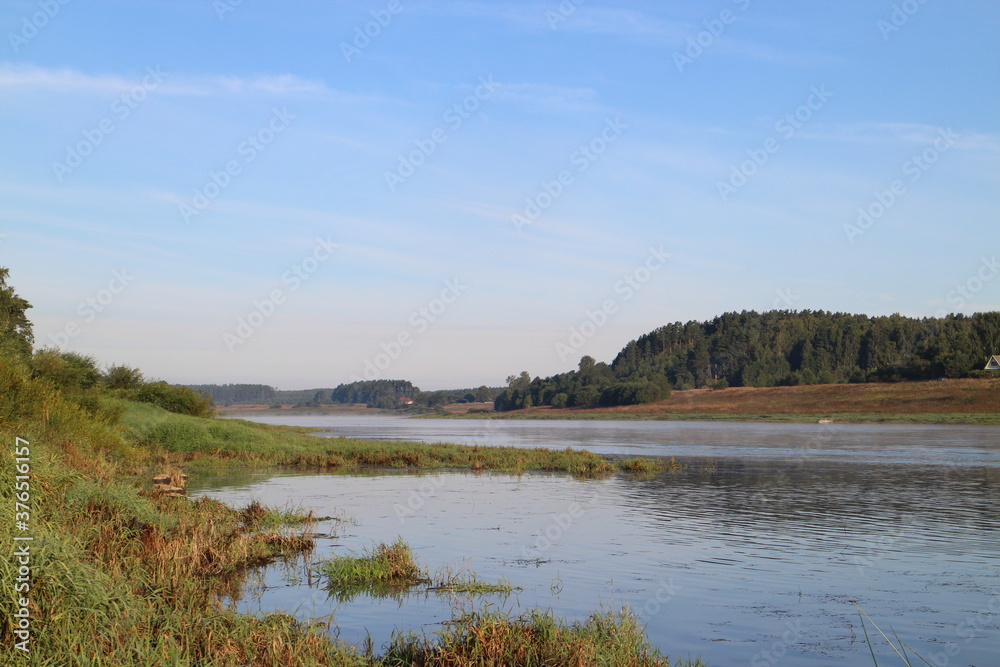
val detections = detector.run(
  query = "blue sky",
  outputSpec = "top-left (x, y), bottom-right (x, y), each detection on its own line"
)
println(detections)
top-left (2, 0), bottom-right (998, 390)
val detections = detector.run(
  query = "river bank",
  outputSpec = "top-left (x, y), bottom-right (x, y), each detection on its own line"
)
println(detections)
top-left (222, 379), bottom-right (1000, 425)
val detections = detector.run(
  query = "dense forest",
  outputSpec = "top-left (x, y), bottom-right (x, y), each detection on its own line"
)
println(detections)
top-left (186, 383), bottom-right (278, 405)
top-left (186, 381), bottom-right (502, 409)
top-left (330, 380), bottom-right (499, 409)
top-left (494, 310), bottom-right (1000, 412)
top-left (185, 384), bottom-right (342, 407)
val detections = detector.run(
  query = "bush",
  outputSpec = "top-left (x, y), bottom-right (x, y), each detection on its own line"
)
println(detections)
top-left (30, 349), bottom-right (102, 392)
top-left (132, 382), bottom-right (214, 417)
top-left (103, 364), bottom-right (144, 390)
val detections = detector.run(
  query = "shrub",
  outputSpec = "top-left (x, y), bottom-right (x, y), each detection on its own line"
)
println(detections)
top-left (133, 381), bottom-right (214, 417)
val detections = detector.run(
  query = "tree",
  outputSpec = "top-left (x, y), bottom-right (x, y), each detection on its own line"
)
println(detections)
top-left (0, 267), bottom-right (33, 358)
top-left (104, 364), bottom-right (144, 390)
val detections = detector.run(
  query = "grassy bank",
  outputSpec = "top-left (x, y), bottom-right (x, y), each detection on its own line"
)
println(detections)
top-left (1, 352), bottom-right (693, 665)
top-left (123, 401), bottom-right (675, 475)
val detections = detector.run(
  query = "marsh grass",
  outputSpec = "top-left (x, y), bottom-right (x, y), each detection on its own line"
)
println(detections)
top-left (427, 561), bottom-right (519, 596)
top-left (316, 543), bottom-right (520, 604)
top-left (0, 352), bottom-right (698, 665)
top-left (381, 608), bottom-right (706, 667)
top-left (618, 456), bottom-right (684, 475)
top-left (316, 538), bottom-right (426, 602)
top-left (123, 401), bottom-right (620, 475)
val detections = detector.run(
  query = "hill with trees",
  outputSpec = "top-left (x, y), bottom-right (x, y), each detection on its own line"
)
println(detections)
top-left (494, 310), bottom-right (1000, 412)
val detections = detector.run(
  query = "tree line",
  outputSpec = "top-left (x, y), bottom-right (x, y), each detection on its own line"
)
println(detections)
top-left (494, 310), bottom-right (1000, 412)
top-left (186, 383), bottom-right (277, 405)
top-left (330, 380), bottom-right (500, 409)
top-left (1, 268), bottom-right (213, 417)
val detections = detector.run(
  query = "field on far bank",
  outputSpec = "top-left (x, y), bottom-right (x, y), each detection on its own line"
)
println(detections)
top-left (451, 378), bottom-right (1000, 424)
top-left (214, 380), bottom-right (999, 424)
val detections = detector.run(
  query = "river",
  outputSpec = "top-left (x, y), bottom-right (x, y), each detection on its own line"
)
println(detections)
top-left (189, 415), bottom-right (1000, 666)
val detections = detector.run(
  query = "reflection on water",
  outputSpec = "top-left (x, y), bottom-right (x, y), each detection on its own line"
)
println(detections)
top-left (193, 417), bottom-right (1000, 665)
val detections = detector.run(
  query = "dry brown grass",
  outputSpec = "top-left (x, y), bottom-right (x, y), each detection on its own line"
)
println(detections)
top-left (521, 378), bottom-right (1000, 419)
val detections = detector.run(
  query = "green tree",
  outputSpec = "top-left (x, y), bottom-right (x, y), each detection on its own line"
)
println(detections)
top-left (0, 267), bottom-right (33, 358)
top-left (104, 364), bottom-right (144, 390)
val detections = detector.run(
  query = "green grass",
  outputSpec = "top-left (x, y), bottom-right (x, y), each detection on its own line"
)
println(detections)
top-left (0, 352), bottom-right (701, 665)
top-left (617, 457), bottom-right (684, 474)
top-left (316, 540), bottom-right (520, 602)
top-left (122, 401), bottom-right (631, 475)
top-left (316, 538), bottom-right (426, 601)
top-left (427, 573), bottom-right (518, 595)
top-left (381, 608), bottom-right (706, 667)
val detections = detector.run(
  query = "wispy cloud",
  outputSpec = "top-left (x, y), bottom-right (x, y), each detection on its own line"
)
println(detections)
top-left (0, 63), bottom-right (333, 98)
top-left (493, 82), bottom-right (609, 115)
top-left (802, 122), bottom-right (1000, 152)
top-left (422, 1), bottom-right (687, 40)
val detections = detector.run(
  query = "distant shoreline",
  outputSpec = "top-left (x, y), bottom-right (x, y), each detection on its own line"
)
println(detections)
top-left (217, 378), bottom-right (1000, 425)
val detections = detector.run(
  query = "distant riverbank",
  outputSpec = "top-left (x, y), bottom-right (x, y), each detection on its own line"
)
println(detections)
top-left (222, 378), bottom-right (1000, 425)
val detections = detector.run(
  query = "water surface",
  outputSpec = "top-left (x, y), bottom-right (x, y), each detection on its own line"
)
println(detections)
top-left (193, 416), bottom-right (1000, 665)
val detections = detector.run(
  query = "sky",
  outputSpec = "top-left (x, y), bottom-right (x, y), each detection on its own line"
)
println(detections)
top-left (1, 0), bottom-right (998, 390)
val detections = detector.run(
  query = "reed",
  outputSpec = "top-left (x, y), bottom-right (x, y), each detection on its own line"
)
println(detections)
top-left (381, 608), bottom-right (706, 667)
top-left (0, 351), bottom-right (699, 665)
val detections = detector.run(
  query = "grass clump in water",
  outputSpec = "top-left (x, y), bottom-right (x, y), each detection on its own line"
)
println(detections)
top-left (382, 608), bottom-right (706, 667)
top-left (317, 538), bottom-right (426, 600)
top-left (427, 563), bottom-right (519, 595)
top-left (617, 456), bottom-right (685, 475)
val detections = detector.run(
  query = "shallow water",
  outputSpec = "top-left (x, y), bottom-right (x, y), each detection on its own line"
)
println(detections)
top-left (192, 416), bottom-right (1000, 665)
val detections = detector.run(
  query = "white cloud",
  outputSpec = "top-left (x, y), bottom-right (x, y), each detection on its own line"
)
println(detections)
top-left (0, 62), bottom-right (334, 98)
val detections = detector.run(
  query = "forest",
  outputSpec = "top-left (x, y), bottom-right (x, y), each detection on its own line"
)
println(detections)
top-left (330, 380), bottom-right (499, 409)
top-left (494, 310), bottom-right (1000, 412)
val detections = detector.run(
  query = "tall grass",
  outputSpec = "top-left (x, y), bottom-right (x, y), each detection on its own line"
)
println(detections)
top-left (382, 608), bottom-right (706, 667)
top-left (854, 602), bottom-right (933, 666)
top-left (317, 538), bottom-right (425, 601)
top-left (0, 352), bottom-right (699, 665)
top-left (122, 401), bottom-right (623, 475)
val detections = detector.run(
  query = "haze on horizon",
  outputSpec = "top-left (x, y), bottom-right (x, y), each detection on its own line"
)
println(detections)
top-left (2, 0), bottom-right (998, 391)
